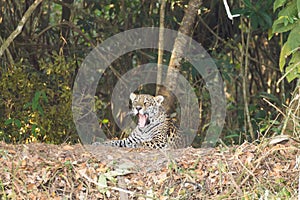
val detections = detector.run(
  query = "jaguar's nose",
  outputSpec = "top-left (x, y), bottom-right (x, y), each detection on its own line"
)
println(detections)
top-left (136, 106), bottom-right (142, 111)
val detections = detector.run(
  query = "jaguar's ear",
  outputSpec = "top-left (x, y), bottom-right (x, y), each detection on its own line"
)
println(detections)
top-left (130, 93), bottom-right (136, 101)
top-left (155, 95), bottom-right (164, 105)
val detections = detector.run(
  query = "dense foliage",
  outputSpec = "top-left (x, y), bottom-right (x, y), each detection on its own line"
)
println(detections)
top-left (272, 0), bottom-right (300, 82)
top-left (0, 0), bottom-right (298, 145)
top-left (0, 56), bottom-right (77, 143)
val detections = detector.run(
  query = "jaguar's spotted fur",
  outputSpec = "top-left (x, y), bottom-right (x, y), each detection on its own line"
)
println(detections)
top-left (103, 93), bottom-right (185, 149)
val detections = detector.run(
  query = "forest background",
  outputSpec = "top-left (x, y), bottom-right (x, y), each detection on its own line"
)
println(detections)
top-left (1, 0), bottom-right (300, 146)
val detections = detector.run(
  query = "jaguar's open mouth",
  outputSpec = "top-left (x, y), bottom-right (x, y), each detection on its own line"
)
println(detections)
top-left (138, 113), bottom-right (149, 128)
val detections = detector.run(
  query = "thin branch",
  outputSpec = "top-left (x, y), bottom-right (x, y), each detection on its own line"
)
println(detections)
top-left (156, 0), bottom-right (166, 95)
top-left (199, 16), bottom-right (275, 72)
top-left (241, 19), bottom-right (255, 141)
top-left (0, 36), bottom-right (14, 66)
top-left (262, 98), bottom-right (285, 117)
top-left (0, 0), bottom-right (43, 57)
top-left (198, 17), bottom-right (237, 50)
top-left (34, 21), bottom-right (96, 47)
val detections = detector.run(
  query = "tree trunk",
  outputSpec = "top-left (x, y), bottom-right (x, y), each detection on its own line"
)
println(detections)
top-left (158, 0), bottom-right (202, 114)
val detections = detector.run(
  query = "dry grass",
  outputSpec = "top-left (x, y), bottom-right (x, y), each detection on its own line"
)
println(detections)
top-left (0, 140), bottom-right (299, 199)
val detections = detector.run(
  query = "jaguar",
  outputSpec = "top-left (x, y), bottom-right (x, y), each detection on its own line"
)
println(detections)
top-left (103, 93), bottom-right (185, 149)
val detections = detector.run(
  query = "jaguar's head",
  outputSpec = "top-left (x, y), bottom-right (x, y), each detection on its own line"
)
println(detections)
top-left (129, 93), bottom-right (164, 128)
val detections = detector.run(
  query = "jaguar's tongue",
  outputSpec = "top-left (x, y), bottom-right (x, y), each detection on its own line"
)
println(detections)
top-left (138, 114), bottom-right (148, 128)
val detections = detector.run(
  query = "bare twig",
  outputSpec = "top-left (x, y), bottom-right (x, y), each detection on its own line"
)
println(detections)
top-left (262, 98), bottom-right (285, 117)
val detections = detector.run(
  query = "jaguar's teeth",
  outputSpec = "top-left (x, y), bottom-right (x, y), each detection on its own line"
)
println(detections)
top-left (138, 114), bottom-right (148, 128)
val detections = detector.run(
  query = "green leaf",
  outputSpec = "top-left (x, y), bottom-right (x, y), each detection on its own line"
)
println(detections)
top-left (278, 1), bottom-right (298, 18)
top-left (14, 119), bottom-right (21, 129)
top-left (24, 102), bottom-right (32, 109)
top-left (250, 13), bottom-right (259, 29)
top-left (289, 47), bottom-right (300, 65)
top-left (34, 91), bottom-right (41, 103)
top-left (292, 50), bottom-right (300, 65)
top-left (98, 174), bottom-right (107, 188)
top-left (37, 104), bottom-right (44, 116)
top-left (243, 0), bottom-right (253, 8)
top-left (272, 18), bottom-right (297, 33)
top-left (260, 11), bottom-right (273, 28)
top-left (274, 0), bottom-right (287, 12)
top-left (32, 91), bottom-right (41, 111)
top-left (5, 118), bottom-right (13, 125)
top-left (41, 90), bottom-right (48, 103)
top-left (287, 16), bottom-right (294, 23)
top-left (286, 51), bottom-right (300, 82)
top-left (268, 28), bottom-right (274, 40)
top-left (286, 64), bottom-right (299, 82)
top-left (102, 119), bottom-right (109, 124)
top-left (97, 174), bottom-right (108, 194)
top-left (272, 0), bottom-right (298, 34)
top-left (279, 24), bottom-right (300, 70)
top-left (32, 100), bottom-right (38, 111)
top-left (31, 124), bottom-right (37, 138)
top-left (224, 134), bottom-right (239, 139)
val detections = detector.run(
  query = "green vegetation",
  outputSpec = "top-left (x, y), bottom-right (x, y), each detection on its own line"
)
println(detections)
top-left (0, 0), bottom-right (299, 144)
top-left (272, 0), bottom-right (300, 82)
top-left (0, 56), bottom-right (77, 143)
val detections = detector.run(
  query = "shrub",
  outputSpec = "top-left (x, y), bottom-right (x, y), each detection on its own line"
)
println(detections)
top-left (0, 54), bottom-right (79, 144)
